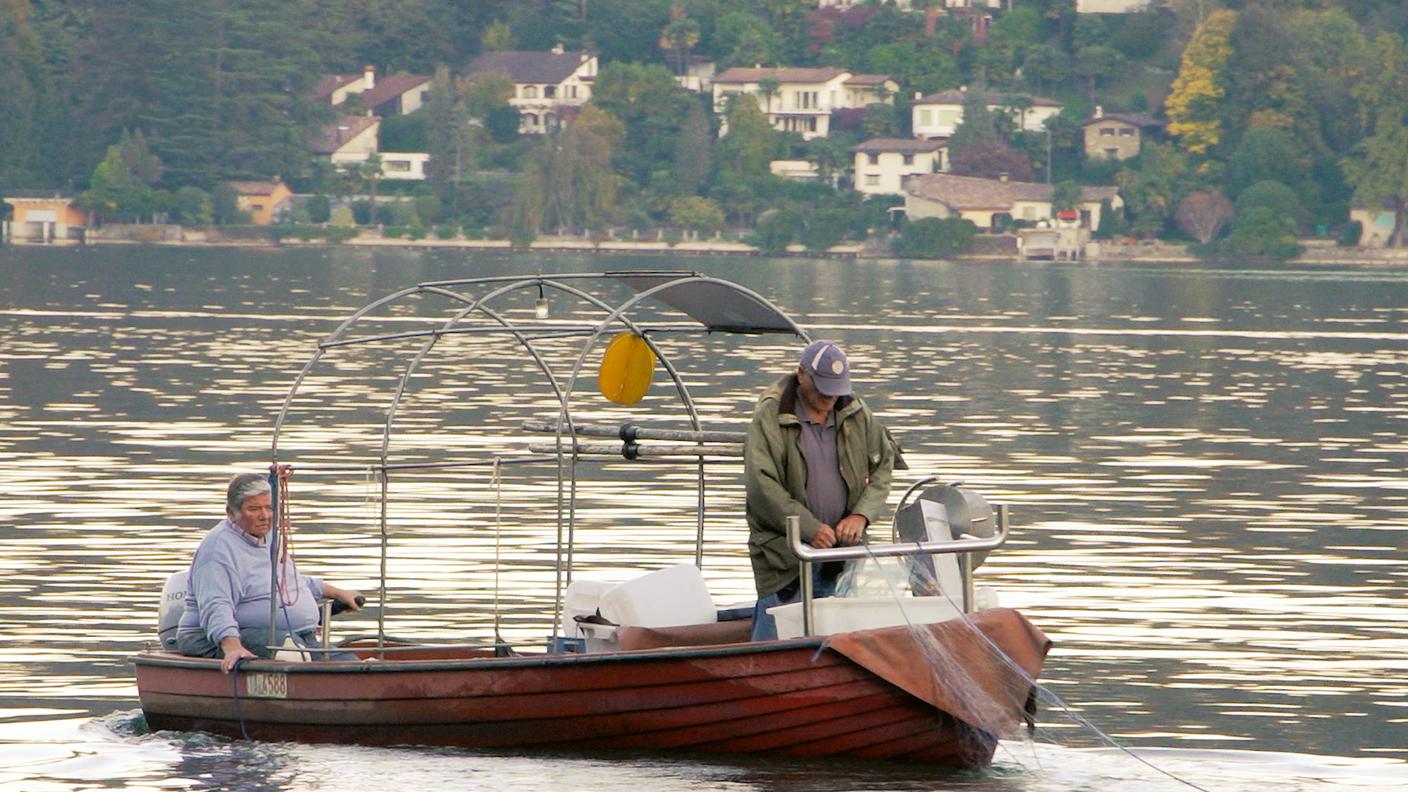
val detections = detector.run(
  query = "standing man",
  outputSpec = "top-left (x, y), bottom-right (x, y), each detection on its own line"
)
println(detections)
top-left (745, 340), bottom-right (895, 640)
top-left (177, 472), bottom-right (362, 672)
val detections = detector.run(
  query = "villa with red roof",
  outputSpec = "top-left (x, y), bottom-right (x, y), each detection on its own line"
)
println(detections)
top-left (463, 46), bottom-right (597, 134)
top-left (311, 66), bottom-right (432, 116)
top-left (711, 67), bottom-right (898, 140)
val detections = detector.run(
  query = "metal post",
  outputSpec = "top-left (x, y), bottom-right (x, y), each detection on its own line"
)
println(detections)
top-left (961, 553), bottom-right (974, 614)
top-left (266, 468), bottom-right (280, 652)
top-left (321, 599), bottom-right (333, 656)
top-left (788, 516), bottom-right (814, 638)
top-left (1046, 129), bottom-right (1052, 184)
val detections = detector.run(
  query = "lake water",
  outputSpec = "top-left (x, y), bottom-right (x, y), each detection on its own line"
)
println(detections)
top-left (0, 245), bottom-right (1405, 791)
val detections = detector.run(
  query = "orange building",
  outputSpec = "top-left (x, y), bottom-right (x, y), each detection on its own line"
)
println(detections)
top-left (228, 178), bottom-right (293, 225)
top-left (2, 194), bottom-right (94, 243)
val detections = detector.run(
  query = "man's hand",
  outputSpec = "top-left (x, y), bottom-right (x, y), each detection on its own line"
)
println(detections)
top-left (835, 514), bottom-right (868, 546)
top-left (810, 523), bottom-right (837, 549)
top-left (219, 636), bottom-right (257, 674)
top-left (324, 584), bottom-right (364, 612)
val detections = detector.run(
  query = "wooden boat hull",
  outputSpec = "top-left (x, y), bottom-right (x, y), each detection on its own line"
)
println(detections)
top-left (135, 610), bottom-right (1048, 768)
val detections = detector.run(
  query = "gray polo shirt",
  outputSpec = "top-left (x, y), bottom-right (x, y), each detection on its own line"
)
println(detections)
top-left (796, 406), bottom-right (848, 526)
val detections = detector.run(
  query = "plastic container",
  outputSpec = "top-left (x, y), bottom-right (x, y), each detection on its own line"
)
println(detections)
top-left (598, 563), bottom-right (717, 628)
top-left (769, 594), bottom-right (972, 640)
top-left (562, 578), bottom-right (614, 638)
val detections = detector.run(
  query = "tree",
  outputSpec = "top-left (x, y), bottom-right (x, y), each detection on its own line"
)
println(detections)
top-left (210, 183), bottom-right (249, 225)
top-left (757, 77), bottom-right (781, 117)
top-left (658, 3), bottom-right (700, 76)
top-left (804, 138), bottom-right (849, 187)
top-left (951, 142), bottom-right (1036, 182)
top-left (425, 65), bottom-right (474, 215)
top-left (712, 11), bottom-right (781, 67)
top-left (1221, 179), bottom-right (1303, 259)
top-left (1021, 45), bottom-right (1070, 95)
top-left (0, 0), bottom-right (43, 184)
top-left (1116, 142), bottom-right (1195, 237)
top-left (591, 62), bottom-right (692, 185)
top-left (75, 130), bottom-right (165, 222)
top-left (463, 72), bottom-right (515, 121)
top-left (344, 154), bottom-right (384, 224)
top-left (1343, 124), bottom-right (1408, 247)
top-left (482, 19), bottom-right (515, 51)
top-left (1227, 127), bottom-right (1308, 198)
top-left (946, 91), bottom-right (1001, 159)
top-left (717, 96), bottom-right (785, 187)
top-left (1342, 33), bottom-right (1408, 247)
top-left (672, 99), bottom-right (713, 196)
top-left (1073, 46), bottom-right (1126, 103)
top-left (517, 105), bottom-right (625, 234)
top-left (1051, 180), bottom-right (1084, 214)
top-left (891, 217), bottom-right (977, 258)
top-left (668, 196), bottom-right (723, 235)
top-left (1177, 191), bottom-right (1234, 243)
top-left (170, 186), bottom-right (212, 226)
top-left (1164, 9), bottom-right (1237, 156)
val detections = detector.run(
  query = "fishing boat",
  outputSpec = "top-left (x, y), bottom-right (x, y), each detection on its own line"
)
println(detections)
top-left (134, 271), bottom-right (1050, 768)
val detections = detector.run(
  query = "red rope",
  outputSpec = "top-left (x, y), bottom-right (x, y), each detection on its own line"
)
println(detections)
top-left (273, 464), bottom-right (300, 607)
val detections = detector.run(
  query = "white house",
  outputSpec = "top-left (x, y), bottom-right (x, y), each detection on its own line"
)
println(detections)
top-left (378, 153), bottom-right (430, 181)
top-left (1077, 0), bottom-right (1152, 12)
top-left (852, 138), bottom-right (949, 196)
top-left (311, 115), bottom-right (381, 168)
top-left (712, 67), bottom-right (898, 140)
top-left (312, 66), bottom-right (432, 116)
top-left (904, 172), bottom-right (1121, 230)
top-left (463, 47), bottom-right (597, 134)
top-left (911, 88), bottom-right (1062, 139)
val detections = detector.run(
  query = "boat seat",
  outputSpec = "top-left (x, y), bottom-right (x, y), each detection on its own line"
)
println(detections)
top-left (599, 563), bottom-right (718, 629)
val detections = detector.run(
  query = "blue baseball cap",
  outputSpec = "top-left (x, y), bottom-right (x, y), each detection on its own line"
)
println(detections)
top-left (800, 340), bottom-right (851, 397)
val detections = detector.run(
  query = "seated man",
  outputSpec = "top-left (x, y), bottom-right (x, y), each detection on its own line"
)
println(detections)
top-left (177, 472), bottom-right (362, 672)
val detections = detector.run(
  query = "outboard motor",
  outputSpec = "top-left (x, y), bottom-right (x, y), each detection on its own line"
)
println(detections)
top-left (157, 570), bottom-right (188, 651)
top-left (894, 484), bottom-right (995, 597)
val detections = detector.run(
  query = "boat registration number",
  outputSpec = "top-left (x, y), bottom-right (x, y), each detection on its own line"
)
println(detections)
top-left (244, 672), bottom-right (289, 699)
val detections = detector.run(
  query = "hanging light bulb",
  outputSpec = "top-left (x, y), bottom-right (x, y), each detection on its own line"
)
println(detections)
top-left (534, 282), bottom-right (549, 319)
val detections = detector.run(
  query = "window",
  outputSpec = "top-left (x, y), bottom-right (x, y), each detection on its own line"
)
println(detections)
top-left (868, 153), bottom-right (879, 165)
top-left (1119, 128), bottom-right (1135, 137)
top-left (902, 154), bottom-right (914, 166)
top-left (545, 86), bottom-right (557, 98)
top-left (865, 174), bottom-right (880, 186)
top-left (385, 160), bottom-right (411, 172)
top-left (919, 109), bottom-right (933, 127)
top-left (1104, 147), bottom-right (1119, 158)
top-left (807, 117), bottom-right (817, 132)
top-left (568, 85), bottom-right (577, 99)
top-left (1100, 128), bottom-right (1116, 136)
top-left (523, 85), bottom-right (538, 99)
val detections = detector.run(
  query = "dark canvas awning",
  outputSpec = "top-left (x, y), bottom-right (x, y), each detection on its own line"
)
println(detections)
top-left (611, 272), bottom-right (802, 335)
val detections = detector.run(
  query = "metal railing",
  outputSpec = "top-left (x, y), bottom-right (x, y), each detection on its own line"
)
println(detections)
top-left (784, 504), bottom-right (1009, 638)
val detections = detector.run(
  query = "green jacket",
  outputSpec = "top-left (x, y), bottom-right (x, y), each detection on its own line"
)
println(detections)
top-left (745, 374), bottom-right (895, 597)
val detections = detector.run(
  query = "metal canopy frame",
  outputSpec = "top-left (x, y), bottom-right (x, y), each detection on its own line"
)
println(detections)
top-left (267, 272), bottom-right (809, 651)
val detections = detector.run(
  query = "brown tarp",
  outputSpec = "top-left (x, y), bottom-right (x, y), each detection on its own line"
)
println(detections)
top-left (826, 607), bottom-right (1052, 736)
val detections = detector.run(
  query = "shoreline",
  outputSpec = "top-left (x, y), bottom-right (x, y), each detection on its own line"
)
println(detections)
top-left (7, 231), bottom-right (1408, 267)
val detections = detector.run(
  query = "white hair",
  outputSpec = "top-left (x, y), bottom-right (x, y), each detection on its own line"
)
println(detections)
top-left (226, 473), bottom-right (271, 512)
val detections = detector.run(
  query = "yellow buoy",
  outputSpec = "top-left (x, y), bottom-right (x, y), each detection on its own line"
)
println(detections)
top-left (598, 332), bottom-right (655, 404)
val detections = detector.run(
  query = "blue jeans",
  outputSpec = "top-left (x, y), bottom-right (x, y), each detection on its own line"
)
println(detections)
top-left (177, 626), bottom-right (357, 661)
top-left (750, 568), bottom-right (839, 641)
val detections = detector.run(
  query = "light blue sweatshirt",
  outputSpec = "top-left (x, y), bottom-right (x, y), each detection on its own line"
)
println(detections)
top-left (176, 518), bottom-right (324, 642)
